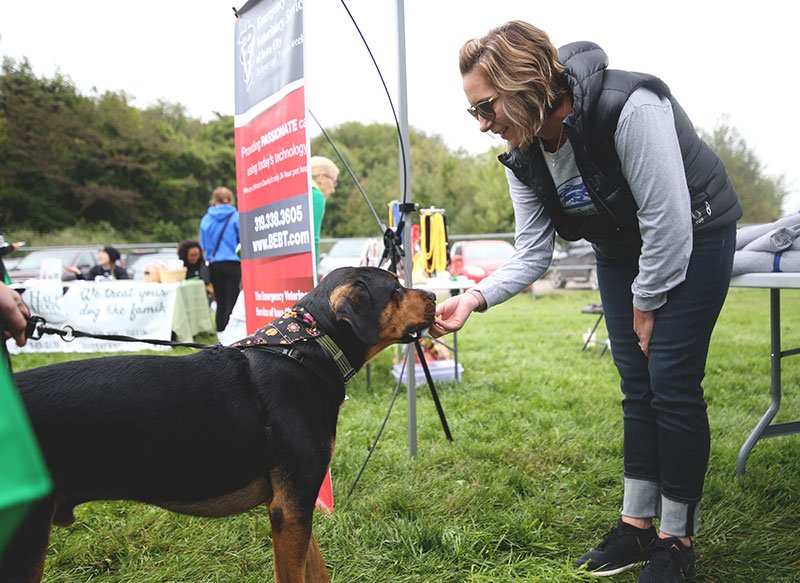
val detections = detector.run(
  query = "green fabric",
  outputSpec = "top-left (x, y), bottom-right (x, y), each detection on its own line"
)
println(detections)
top-left (311, 181), bottom-right (326, 265)
top-left (0, 350), bottom-right (51, 553)
top-left (171, 279), bottom-right (216, 343)
top-left (0, 502), bottom-right (30, 552)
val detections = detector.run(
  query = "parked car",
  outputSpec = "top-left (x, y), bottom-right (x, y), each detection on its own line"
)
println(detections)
top-left (547, 242), bottom-right (598, 289)
top-left (125, 250), bottom-right (180, 280)
top-left (2, 257), bottom-right (21, 272)
top-left (317, 237), bottom-right (384, 279)
top-left (448, 239), bottom-right (515, 283)
top-left (7, 247), bottom-right (99, 284)
top-left (122, 247), bottom-right (176, 270)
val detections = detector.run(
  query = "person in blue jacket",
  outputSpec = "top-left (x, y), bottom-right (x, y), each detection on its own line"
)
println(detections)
top-left (199, 186), bottom-right (240, 332)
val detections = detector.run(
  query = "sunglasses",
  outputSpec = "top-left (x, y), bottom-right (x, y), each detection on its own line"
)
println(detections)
top-left (467, 94), bottom-right (499, 120)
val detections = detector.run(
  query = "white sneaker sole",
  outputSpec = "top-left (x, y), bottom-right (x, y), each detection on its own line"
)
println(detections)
top-left (588, 560), bottom-right (645, 576)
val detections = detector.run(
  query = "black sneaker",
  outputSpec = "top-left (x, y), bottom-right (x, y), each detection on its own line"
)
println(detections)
top-left (636, 537), bottom-right (695, 582)
top-left (575, 519), bottom-right (658, 576)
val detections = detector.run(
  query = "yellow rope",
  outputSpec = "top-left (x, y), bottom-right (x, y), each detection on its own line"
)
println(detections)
top-left (420, 211), bottom-right (448, 275)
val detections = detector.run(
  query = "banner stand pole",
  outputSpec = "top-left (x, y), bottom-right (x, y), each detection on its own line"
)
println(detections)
top-left (394, 0), bottom-right (417, 457)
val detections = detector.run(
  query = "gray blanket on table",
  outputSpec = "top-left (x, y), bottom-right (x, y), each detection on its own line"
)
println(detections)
top-left (733, 214), bottom-right (800, 275)
top-left (733, 250), bottom-right (800, 275)
top-left (735, 214), bottom-right (800, 247)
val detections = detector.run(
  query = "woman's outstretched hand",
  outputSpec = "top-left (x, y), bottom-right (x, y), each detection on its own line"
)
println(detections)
top-left (430, 292), bottom-right (480, 338)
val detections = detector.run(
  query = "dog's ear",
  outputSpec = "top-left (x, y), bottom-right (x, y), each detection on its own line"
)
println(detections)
top-left (331, 281), bottom-right (380, 345)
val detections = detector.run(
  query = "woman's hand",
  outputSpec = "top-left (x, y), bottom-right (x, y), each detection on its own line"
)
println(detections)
top-left (633, 306), bottom-right (654, 357)
top-left (430, 292), bottom-right (480, 338)
top-left (65, 265), bottom-right (81, 275)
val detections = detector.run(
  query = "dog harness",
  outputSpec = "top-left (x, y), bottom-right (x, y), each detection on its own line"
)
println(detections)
top-left (231, 307), bottom-right (357, 383)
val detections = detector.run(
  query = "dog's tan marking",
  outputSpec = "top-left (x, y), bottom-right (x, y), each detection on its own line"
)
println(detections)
top-left (328, 283), bottom-right (354, 314)
top-left (158, 477), bottom-right (271, 517)
top-left (364, 288), bottom-right (435, 361)
top-left (269, 470), bottom-right (331, 583)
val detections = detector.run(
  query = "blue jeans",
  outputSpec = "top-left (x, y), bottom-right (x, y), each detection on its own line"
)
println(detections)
top-left (596, 223), bottom-right (735, 536)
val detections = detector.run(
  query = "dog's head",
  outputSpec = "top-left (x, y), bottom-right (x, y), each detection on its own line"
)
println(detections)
top-left (298, 267), bottom-right (436, 365)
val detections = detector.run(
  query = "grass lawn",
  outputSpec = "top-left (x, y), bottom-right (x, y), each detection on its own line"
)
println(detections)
top-left (8, 287), bottom-right (800, 582)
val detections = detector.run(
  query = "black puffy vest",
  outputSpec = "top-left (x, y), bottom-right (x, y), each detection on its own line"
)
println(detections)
top-left (498, 42), bottom-right (742, 256)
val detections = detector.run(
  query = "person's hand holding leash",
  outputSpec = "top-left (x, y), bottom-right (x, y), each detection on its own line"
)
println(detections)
top-left (430, 290), bottom-right (483, 338)
top-left (0, 283), bottom-right (30, 347)
top-left (633, 306), bottom-right (654, 357)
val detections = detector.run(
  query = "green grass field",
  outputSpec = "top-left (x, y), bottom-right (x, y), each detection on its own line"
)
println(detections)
top-left (9, 288), bottom-right (800, 582)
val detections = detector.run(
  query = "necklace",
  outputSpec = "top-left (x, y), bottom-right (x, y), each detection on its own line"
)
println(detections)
top-left (547, 123), bottom-right (566, 169)
top-left (544, 98), bottom-right (569, 169)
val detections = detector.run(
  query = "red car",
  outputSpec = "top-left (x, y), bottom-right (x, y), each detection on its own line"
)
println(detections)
top-left (448, 239), bottom-right (515, 283)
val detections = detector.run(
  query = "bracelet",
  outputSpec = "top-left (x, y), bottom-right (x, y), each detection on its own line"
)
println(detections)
top-left (465, 289), bottom-right (486, 312)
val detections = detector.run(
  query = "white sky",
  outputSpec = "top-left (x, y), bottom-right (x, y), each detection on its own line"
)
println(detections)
top-left (1, 0), bottom-right (798, 215)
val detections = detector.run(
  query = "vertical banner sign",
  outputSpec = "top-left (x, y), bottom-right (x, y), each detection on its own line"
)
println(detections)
top-left (234, 0), bottom-right (314, 333)
top-left (234, 0), bottom-right (334, 512)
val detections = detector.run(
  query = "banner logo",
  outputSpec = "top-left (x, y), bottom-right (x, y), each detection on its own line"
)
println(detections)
top-left (238, 21), bottom-right (256, 91)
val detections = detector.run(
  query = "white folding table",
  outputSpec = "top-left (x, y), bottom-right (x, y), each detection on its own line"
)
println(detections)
top-left (729, 273), bottom-right (800, 476)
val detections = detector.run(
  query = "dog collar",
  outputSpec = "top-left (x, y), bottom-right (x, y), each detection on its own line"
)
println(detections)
top-left (315, 333), bottom-right (357, 383)
top-left (231, 307), bottom-right (357, 383)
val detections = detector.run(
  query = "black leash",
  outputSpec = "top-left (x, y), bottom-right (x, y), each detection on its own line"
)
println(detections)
top-left (348, 352), bottom-right (406, 498)
top-left (24, 315), bottom-right (349, 386)
top-left (25, 315), bottom-right (218, 350)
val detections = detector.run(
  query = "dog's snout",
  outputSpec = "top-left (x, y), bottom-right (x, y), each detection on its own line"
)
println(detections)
top-left (424, 290), bottom-right (436, 303)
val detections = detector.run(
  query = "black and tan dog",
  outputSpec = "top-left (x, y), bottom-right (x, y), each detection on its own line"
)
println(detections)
top-left (2, 266), bottom-right (436, 583)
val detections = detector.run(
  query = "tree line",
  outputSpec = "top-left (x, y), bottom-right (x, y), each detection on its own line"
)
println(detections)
top-left (0, 57), bottom-right (787, 245)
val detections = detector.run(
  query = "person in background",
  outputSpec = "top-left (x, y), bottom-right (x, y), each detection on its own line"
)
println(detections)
top-left (310, 156), bottom-right (340, 267)
top-left (0, 237), bottom-right (23, 284)
top-left (66, 246), bottom-right (129, 281)
top-left (432, 21), bottom-right (742, 583)
top-left (199, 186), bottom-right (240, 332)
top-left (177, 239), bottom-right (214, 303)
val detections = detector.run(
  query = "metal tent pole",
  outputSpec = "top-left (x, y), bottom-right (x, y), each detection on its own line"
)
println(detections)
top-left (395, 0), bottom-right (416, 457)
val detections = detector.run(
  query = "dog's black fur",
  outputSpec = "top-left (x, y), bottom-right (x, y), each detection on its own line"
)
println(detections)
top-left (1, 267), bottom-right (436, 583)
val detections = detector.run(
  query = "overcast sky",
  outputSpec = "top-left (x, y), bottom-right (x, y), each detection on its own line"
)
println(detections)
top-left (2, 0), bottom-right (798, 214)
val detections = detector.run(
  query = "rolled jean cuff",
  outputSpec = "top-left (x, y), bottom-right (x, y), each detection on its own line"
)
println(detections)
top-left (622, 477), bottom-right (660, 519)
top-left (660, 495), bottom-right (700, 537)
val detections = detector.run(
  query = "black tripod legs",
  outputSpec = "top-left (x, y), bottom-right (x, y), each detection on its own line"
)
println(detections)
top-left (413, 339), bottom-right (453, 441)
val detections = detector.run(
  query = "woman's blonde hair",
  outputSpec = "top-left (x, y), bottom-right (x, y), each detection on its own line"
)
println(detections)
top-left (310, 156), bottom-right (339, 180)
top-left (210, 186), bottom-right (234, 205)
top-left (459, 21), bottom-right (567, 148)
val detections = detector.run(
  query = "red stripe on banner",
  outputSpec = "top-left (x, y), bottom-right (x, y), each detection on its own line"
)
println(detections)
top-left (240, 254), bottom-right (314, 328)
top-left (235, 88), bottom-right (315, 332)
top-left (235, 88), bottom-right (310, 212)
